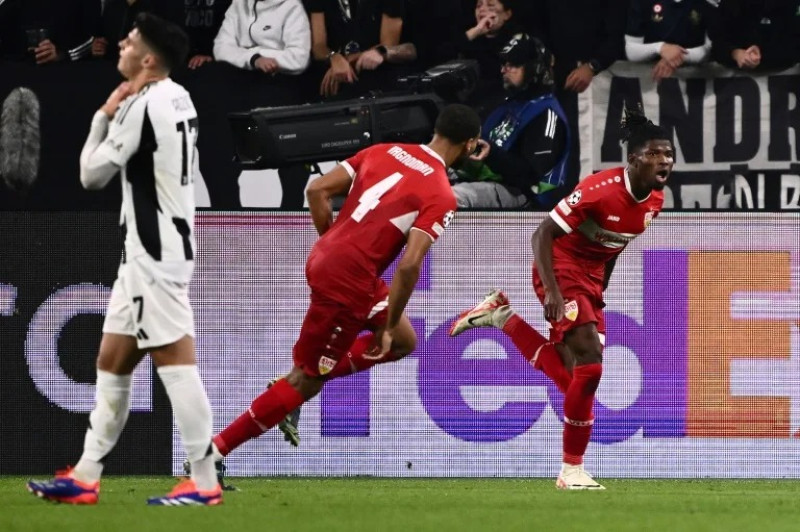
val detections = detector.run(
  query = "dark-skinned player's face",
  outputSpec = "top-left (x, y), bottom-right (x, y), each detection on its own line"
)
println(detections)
top-left (628, 139), bottom-right (674, 191)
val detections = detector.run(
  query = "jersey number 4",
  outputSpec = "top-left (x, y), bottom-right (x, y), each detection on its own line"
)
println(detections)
top-left (176, 119), bottom-right (199, 186)
top-left (351, 172), bottom-right (404, 222)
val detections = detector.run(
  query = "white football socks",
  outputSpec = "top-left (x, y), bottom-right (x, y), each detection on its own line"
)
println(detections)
top-left (73, 370), bottom-right (132, 484)
top-left (157, 365), bottom-right (217, 491)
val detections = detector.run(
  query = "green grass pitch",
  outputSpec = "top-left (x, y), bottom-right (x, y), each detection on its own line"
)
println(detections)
top-left (3, 477), bottom-right (800, 532)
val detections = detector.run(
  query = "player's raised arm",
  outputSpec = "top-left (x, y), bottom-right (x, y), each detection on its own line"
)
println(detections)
top-left (305, 164), bottom-right (354, 236)
top-left (79, 82), bottom-right (133, 190)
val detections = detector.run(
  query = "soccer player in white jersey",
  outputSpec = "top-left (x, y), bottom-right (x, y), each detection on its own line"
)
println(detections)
top-left (451, 107), bottom-right (674, 490)
top-left (27, 13), bottom-right (221, 506)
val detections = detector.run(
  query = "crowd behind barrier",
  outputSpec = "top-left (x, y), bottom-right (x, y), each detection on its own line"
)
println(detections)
top-left (2, 58), bottom-right (798, 211)
top-left (1, 0), bottom-right (799, 211)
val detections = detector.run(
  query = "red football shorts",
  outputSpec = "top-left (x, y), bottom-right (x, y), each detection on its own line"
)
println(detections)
top-left (532, 264), bottom-right (605, 343)
top-left (293, 279), bottom-right (389, 377)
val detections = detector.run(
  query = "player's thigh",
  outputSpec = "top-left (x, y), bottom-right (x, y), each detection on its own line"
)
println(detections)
top-left (293, 295), bottom-right (364, 377)
top-left (96, 333), bottom-right (147, 375)
top-left (109, 260), bottom-right (195, 353)
top-left (364, 279), bottom-right (417, 356)
top-left (150, 335), bottom-right (196, 367)
top-left (563, 322), bottom-right (604, 366)
top-left (533, 265), bottom-right (605, 345)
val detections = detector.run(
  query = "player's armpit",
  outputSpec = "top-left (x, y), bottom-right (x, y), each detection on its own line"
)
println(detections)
top-left (306, 165), bottom-right (353, 235)
top-left (306, 165), bottom-right (352, 204)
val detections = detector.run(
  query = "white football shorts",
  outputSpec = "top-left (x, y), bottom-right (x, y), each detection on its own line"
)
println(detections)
top-left (103, 258), bottom-right (194, 349)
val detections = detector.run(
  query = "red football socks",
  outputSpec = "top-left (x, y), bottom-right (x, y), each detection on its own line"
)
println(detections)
top-left (213, 378), bottom-right (304, 456)
top-left (562, 363), bottom-right (603, 465)
top-left (502, 314), bottom-right (572, 392)
top-left (326, 334), bottom-right (400, 379)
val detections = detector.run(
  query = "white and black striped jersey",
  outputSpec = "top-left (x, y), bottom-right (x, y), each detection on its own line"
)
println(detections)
top-left (96, 79), bottom-right (198, 283)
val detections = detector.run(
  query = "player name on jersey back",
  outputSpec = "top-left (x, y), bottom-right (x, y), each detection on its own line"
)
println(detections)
top-left (386, 146), bottom-right (435, 176)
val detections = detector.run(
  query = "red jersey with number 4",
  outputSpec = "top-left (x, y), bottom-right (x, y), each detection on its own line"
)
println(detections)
top-left (547, 166), bottom-right (663, 279)
top-left (306, 143), bottom-right (456, 308)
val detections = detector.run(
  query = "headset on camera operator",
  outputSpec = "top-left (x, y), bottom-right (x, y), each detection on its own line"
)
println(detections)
top-left (451, 33), bottom-right (570, 210)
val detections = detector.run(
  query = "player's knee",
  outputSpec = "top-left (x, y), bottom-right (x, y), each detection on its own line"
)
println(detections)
top-left (570, 337), bottom-right (603, 367)
top-left (394, 334), bottom-right (416, 358)
top-left (285, 367), bottom-right (324, 400)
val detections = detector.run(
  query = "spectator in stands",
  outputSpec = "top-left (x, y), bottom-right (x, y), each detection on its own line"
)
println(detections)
top-left (625, 0), bottom-right (716, 82)
top-left (305, 0), bottom-right (418, 99)
top-left (529, 0), bottom-right (627, 191)
top-left (214, 0), bottom-right (310, 76)
top-left (451, 34), bottom-right (570, 209)
top-left (184, 0), bottom-right (309, 209)
top-left (1, 0), bottom-right (100, 63)
top-left (455, 0), bottom-right (523, 116)
top-left (94, 1), bottom-right (231, 69)
top-left (404, 0), bottom-right (462, 69)
top-left (0, 0), bottom-right (19, 59)
top-left (710, 0), bottom-right (800, 71)
top-left (92, 0), bottom-right (165, 60)
top-left (182, 0), bottom-right (232, 69)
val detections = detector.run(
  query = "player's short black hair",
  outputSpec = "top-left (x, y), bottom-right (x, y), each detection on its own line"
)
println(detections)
top-left (434, 104), bottom-right (481, 144)
top-left (134, 12), bottom-right (189, 72)
top-left (620, 104), bottom-right (671, 154)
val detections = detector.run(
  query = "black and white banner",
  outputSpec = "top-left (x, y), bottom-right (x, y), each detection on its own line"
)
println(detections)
top-left (579, 62), bottom-right (800, 211)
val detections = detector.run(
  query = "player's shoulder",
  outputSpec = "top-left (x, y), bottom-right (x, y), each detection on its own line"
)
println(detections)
top-left (142, 79), bottom-right (195, 116)
top-left (648, 188), bottom-right (665, 209)
top-left (580, 167), bottom-right (625, 187)
top-left (572, 167), bottom-right (626, 199)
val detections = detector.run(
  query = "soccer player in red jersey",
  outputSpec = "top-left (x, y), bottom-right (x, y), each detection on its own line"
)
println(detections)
top-left (210, 104), bottom-right (481, 460)
top-left (450, 106), bottom-right (674, 489)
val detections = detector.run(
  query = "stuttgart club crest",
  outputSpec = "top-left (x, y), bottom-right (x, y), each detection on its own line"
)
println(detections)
top-left (644, 211), bottom-right (655, 228)
top-left (564, 300), bottom-right (579, 322)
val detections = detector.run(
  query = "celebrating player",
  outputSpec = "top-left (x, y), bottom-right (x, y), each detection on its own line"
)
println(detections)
top-left (208, 104), bottom-right (481, 463)
top-left (450, 106), bottom-right (674, 490)
top-left (27, 14), bottom-right (222, 506)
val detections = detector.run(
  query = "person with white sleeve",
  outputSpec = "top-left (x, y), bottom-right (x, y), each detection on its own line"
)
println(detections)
top-left (213, 0), bottom-right (310, 75)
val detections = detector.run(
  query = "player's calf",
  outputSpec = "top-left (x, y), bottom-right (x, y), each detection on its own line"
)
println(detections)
top-left (269, 378), bottom-right (301, 447)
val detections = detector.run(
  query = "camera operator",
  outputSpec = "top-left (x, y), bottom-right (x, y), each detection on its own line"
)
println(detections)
top-left (452, 33), bottom-right (570, 210)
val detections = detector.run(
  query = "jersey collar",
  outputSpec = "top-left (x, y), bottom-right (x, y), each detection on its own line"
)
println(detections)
top-left (419, 144), bottom-right (446, 167)
top-left (624, 167), bottom-right (651, 203)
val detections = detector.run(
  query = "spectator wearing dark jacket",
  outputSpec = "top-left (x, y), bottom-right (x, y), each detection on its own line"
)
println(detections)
top-left (1, 0), bottom-right (100, 63)
top-left (625, 0), bottom-right (716, 82)
top-left (456, 0), bottom-right (522, 116)
top-left (529, 0), bottom-right (627, 190)
top-left (710, 0), bottom-right (800, 71)
top-left (306, 0), bottom-right (418, 99)
top-left (183, 0), bottom-right (231, 69)
top-left (452, 34), bottom-right (570, 209)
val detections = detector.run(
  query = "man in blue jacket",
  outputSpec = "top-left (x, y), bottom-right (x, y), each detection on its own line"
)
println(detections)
top-left (453, 33), bottom-right (570, 209)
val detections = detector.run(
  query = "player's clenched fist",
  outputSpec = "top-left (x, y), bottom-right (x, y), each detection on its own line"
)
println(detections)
top-left (101, 82), bottom-right (133, 118)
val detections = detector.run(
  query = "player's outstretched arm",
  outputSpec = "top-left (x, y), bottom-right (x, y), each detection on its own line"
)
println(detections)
top-left (531, 216), bottom-right (567, 322)
top-left (305, 165), bottom-right (353, 236)
top-left (377, 229), bottom-right (433, 357)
